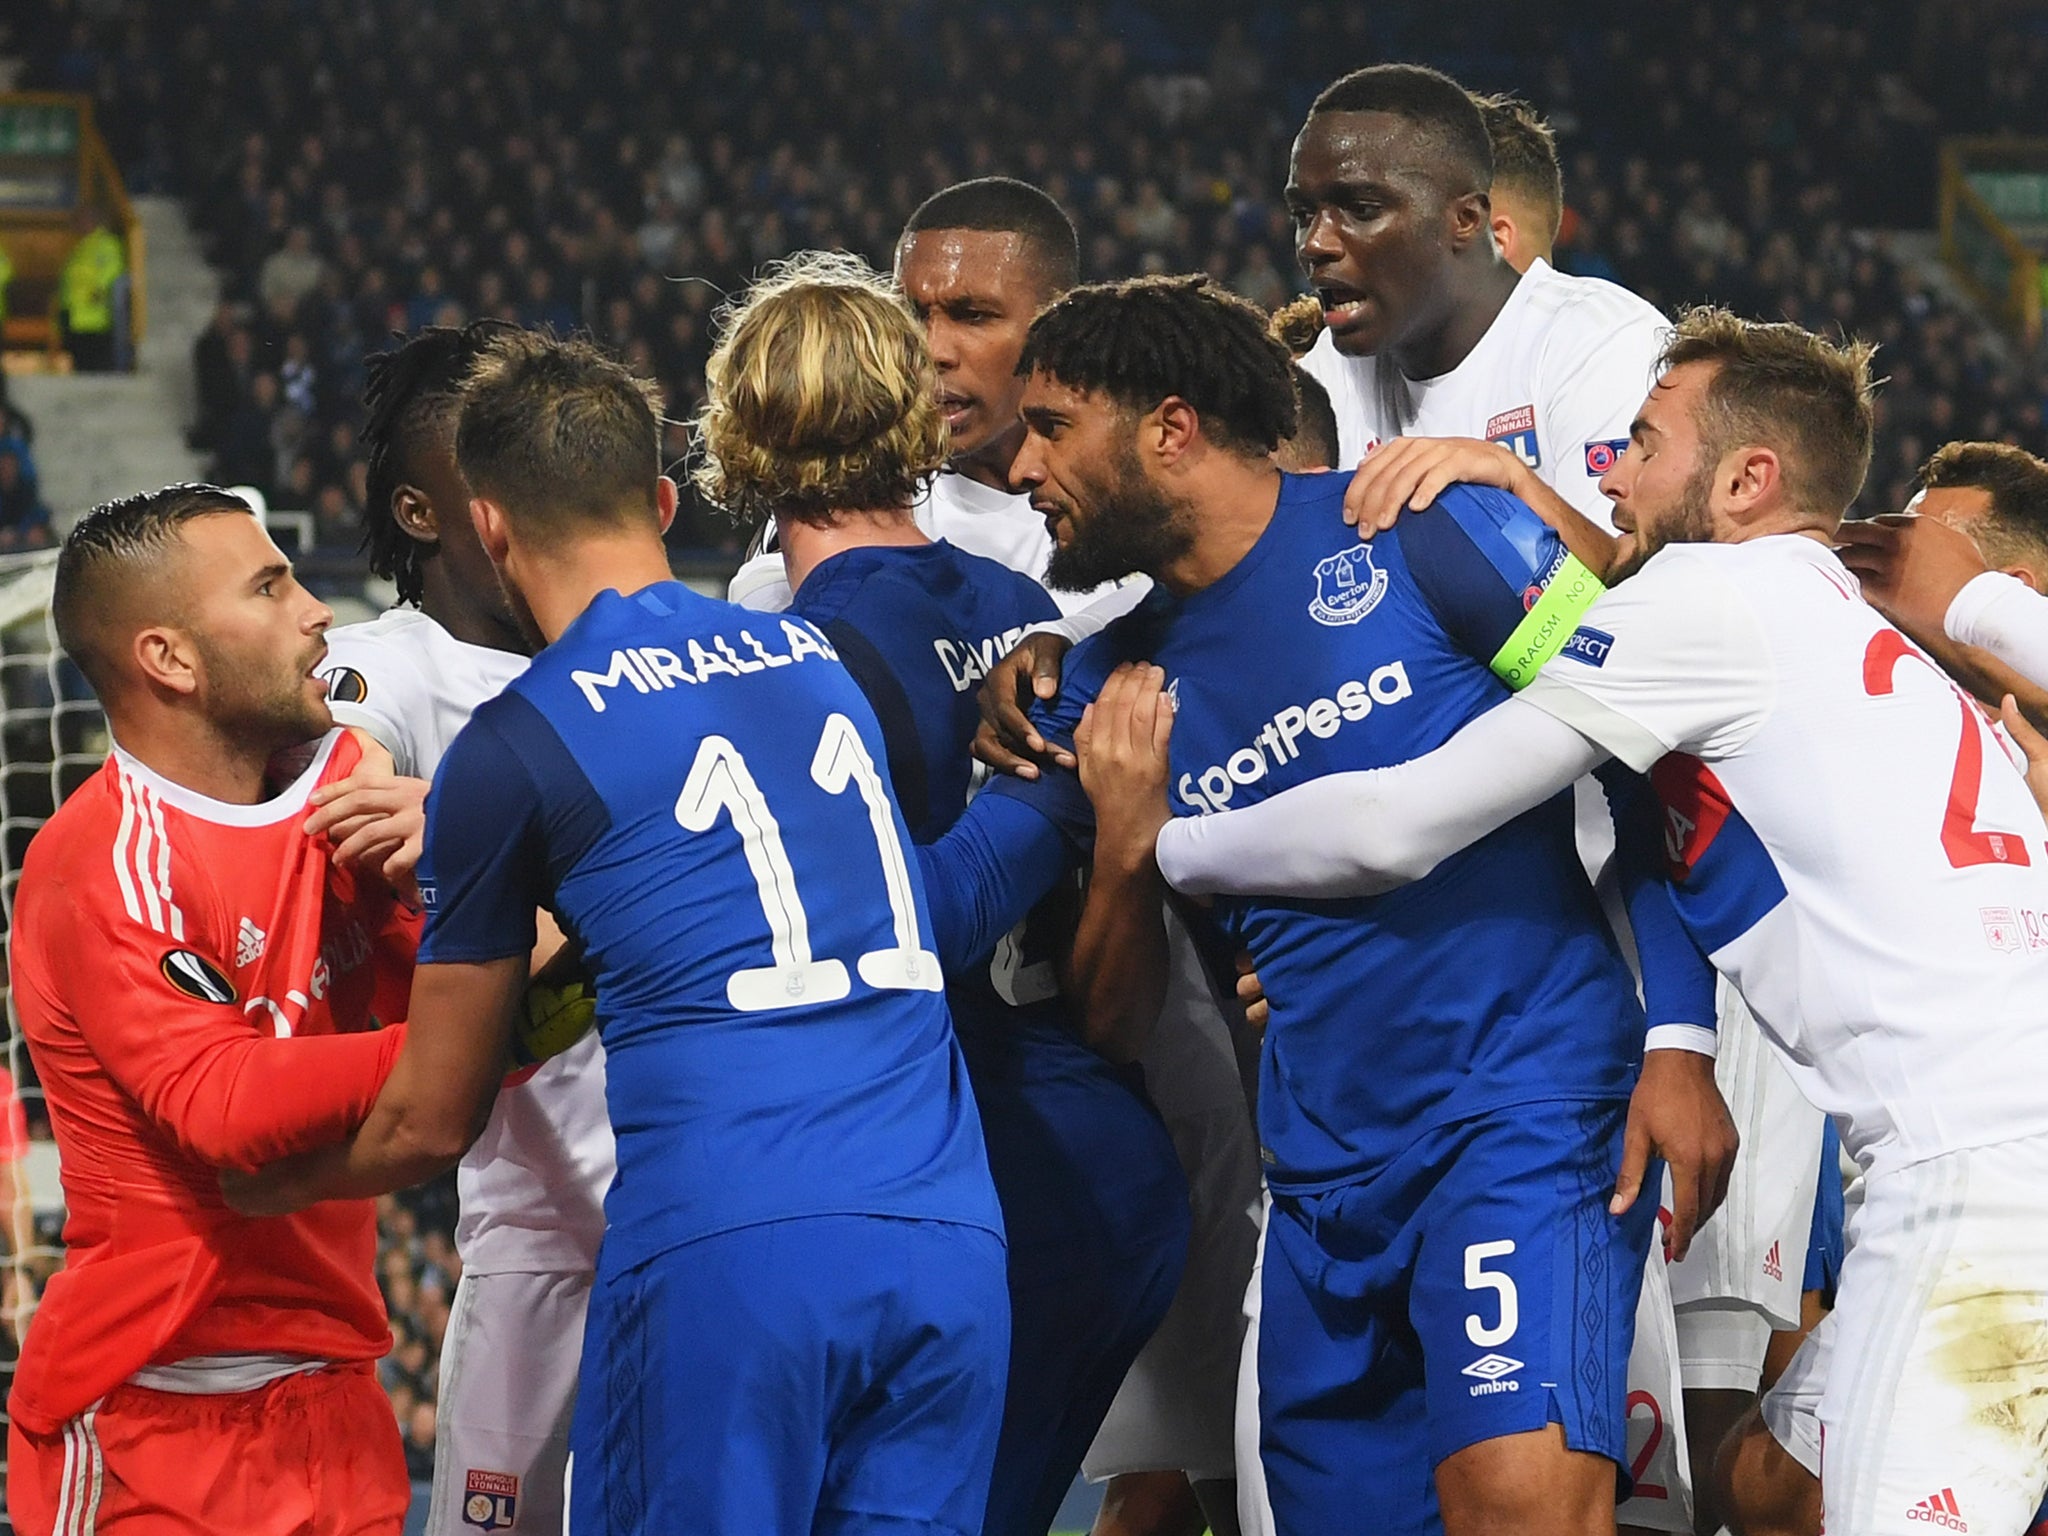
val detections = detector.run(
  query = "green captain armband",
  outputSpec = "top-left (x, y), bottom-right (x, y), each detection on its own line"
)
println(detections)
top-left (1489, 553), bottom-right (1605, 691)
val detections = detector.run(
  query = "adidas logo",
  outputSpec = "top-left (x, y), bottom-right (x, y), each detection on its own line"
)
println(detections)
top-left (1462, 1353), bottom-right (1523, 1396)
top-left (1907, 1488), bottom-right (1967, 1529)
top-left (1762, 1239), bottom-right (1783, 1282)
top-left (236, 917), bottom-right (267, 968)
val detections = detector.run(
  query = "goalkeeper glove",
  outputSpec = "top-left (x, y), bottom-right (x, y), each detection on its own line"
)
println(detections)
top-left (516, 976), bottom-right (597, 1067)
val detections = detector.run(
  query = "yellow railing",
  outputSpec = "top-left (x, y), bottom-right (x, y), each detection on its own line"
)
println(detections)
top-left (1939, 137), bottom-right (2047, 350)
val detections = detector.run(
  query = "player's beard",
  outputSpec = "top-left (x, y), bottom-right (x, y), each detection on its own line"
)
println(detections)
top-left (1043, 441), bottom-right (1194, 593)
top-left (1612, 456), bottom-right (1716, 582)
top-left (197, 632), bottom-right (332, 751)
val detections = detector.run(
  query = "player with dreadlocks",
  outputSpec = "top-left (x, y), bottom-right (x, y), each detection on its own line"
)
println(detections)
top-left (316, 321), bottom-right (615, 1536)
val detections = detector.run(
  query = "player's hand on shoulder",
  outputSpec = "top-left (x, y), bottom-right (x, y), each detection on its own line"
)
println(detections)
top-left (1836, 512), bottom-right (1990, 643)
top-left (973, 631), bottom-right (1076, 780)
top-left (1342, 435), bottom-right (1533, 537)
top-left (305, 764), bottom-right (429, 906)
top-left (1075, 661), bottom-right (1175, 871)
top-left (1613, 1046), bottom-right (1738, 1263)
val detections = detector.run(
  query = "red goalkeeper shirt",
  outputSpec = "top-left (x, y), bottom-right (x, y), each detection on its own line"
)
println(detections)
top-left (7, 730), bottom-right (417, 1434)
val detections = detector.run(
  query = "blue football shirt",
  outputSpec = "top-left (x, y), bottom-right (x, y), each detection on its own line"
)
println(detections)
top-left (790, 540), bottom-right (1073, 1049)
top-left (417, 581), bottom-right (1002, 1269)
top-left (966, 472), bottom-right (1664, 1193)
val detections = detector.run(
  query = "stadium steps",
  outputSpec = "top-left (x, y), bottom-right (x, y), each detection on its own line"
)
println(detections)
top-left (8, 195), bottom-right (211, 524)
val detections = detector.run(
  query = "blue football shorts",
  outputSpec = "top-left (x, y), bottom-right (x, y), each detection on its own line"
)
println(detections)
top-left (1258, 1097), bottom-right (1655, 1536)
top-left (569, 1213), bottom-right (1009, 1536)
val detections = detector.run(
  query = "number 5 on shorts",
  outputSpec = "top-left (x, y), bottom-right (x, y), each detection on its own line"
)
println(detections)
top-left (1464, 1240), bottom-right (1519, 1347)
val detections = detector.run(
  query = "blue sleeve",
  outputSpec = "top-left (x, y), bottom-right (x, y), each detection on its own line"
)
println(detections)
top-left (418, 711), bottom-right (547, 963)
top-left (1600, 763), bottom-right (1719, 1034)
top-left (1397, 484), bottom-right (1571, 664)
top-left (978, 633), bottom-right (1116, 852)
top-left (418, 692), bottom-right (612, 964)
top-left (915, 792), bottom-right (1082, 973)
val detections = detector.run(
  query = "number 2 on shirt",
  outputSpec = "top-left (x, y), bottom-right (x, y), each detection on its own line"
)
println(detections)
top-left (675, 713), bottom-right (944, 1012)
top-left (1863, 630), bottom-right (2033, 869)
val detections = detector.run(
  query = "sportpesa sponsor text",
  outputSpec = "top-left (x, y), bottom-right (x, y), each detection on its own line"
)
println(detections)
top-left (1176, 661), bottom-right (1414, 814)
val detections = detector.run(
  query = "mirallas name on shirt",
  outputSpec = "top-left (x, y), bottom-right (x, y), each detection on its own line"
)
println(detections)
top-left (571, 618), bottom-right (842, 712)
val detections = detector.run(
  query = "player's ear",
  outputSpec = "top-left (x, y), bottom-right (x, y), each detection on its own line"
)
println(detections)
top-left (469, 497), bottom-right (510, 564)
top-left (133, 624), bottom-right (199, 698)
top-left (1153, 396), bottom-right (1200, 467)
top-left (1448, 190), bottom-right (1490, 253)
top-left (2003, 563), bottom-right (2043, 593)
top-left (392, 485), bottom-right (438, 544)
top-left (1489, 210), bottom-right (1518, 267)
top-left (655, 474), bottom-right (679, 535)
top-left (1723, 445), bottom-right (1782, 524)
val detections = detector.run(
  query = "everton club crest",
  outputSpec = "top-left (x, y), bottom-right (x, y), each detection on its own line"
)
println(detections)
top-left (1309, 544), bottom-right (1389, 627)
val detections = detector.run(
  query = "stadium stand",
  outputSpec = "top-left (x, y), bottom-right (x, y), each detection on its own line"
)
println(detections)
top-left (2, 0), bottom-right (2047, 1523)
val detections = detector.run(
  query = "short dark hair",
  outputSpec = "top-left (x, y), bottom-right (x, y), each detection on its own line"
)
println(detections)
top-left (1474, 93), bottom-right (1562, 242)
top-left (1285, 365), bottom-right (1340, 472)
top-left (53, 484), bottom-right (253, 697)
top-left (901, 176), bottom-right (1080, 295)
top-left (1018, 275), bottom-right (1297, 456)
top-left (1917, 441), bottom-right (2048, 568)
top-left (1310, 64), bottom-right (1493, 197)
top-left (454, 331), bottom-right (667, 535)
top-left (359, 321), bottom-right (521, 605)
top-left (1661, 307), bottom-right (1876, 528)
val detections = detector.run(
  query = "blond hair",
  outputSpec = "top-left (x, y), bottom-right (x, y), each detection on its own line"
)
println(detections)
top-left (693, 251), bottom-right (946, 528)
top-left (1661, 306), bottom-right (1877, 527)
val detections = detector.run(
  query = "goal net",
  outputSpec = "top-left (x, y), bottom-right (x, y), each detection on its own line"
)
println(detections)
top-left (0, 547), bottom-right (106, 1509)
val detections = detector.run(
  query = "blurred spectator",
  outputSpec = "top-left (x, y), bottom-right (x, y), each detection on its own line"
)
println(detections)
top-left (259, 226), bottom-right (326, 315)
top-left (57, 204), bottom-right (124, 373)
top-left (0, 447), bottom-right (52, 552)
top-left (20, 0), bottom-right (2015, 539)
top-left (0, 236), bottom-right (13, 331)
top-left (0, 373), bottom-right (33, 450)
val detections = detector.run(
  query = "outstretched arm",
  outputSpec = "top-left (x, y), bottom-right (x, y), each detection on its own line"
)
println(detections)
top-left (223, 957), bottom-right (525, 1213)
top-left (1155, 696), bottom-right (1608, 900)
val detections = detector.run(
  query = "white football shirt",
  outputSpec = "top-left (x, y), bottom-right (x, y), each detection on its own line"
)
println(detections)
top-left (1522, 535), bottom-right (2048, 1174)
top-left (321, 607), bottom-right (615, 1275)
top-left (1302, 258), bottom-right (1668, 887)
top-left (728, 469), bottom-right (1150, 624)
top-left (1299, 257), bottom-right (1667, 531)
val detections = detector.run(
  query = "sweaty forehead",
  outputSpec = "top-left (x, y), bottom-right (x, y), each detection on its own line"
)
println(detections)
top-left (897, 228), bottom-right (1045, 306)
top-left (1290, 110), bottom-right (1461, 195)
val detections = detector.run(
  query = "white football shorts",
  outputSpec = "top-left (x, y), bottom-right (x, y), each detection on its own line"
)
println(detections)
top-left (1762, 1135), bottom-right (2048, 1536)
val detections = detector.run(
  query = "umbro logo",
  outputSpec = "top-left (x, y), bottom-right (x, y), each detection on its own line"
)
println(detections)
top-left (1463, 1353), bottom-right (1524, 1396)
top-left (237, 917), bottom-right (267, 968)
top-left (1907, 1487), bottom-right (1966, 1528)
top-left (1762, 1239), bottom-right (1783, 1283)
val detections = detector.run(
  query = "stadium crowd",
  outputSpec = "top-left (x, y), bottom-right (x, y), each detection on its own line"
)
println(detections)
top-left (14, 0), bottom-right (2048, 555)
top-left (8, 0), bottom-right (2048, 1515)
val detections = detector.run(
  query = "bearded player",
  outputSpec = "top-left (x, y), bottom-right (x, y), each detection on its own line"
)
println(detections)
top-left (8, 486), bottom-right (418, 1535)
top-left (1150, 311), bottom-right (2048, 1536)
top-left (729, 182), bottom-right (1265, 1536)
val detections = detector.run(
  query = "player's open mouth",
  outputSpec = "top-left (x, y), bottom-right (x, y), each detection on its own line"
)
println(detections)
top-left (1317, 286), bottom-right (1371, 329)
top-left (937, 392), bottom-right (973, 428)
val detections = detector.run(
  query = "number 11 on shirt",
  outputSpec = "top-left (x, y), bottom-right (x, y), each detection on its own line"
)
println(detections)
top-left (675, 713), bottom-right (944, 1013)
